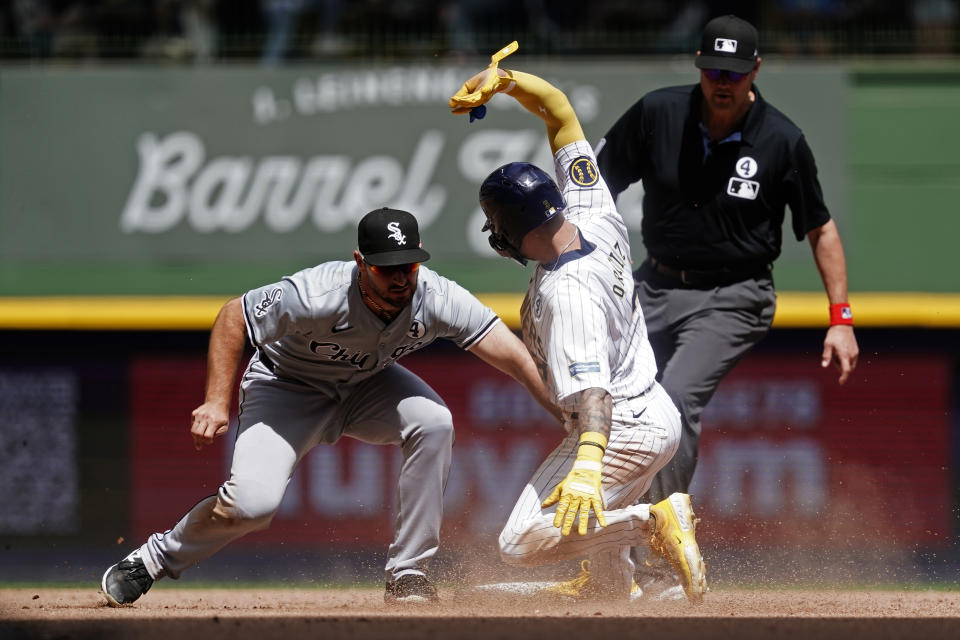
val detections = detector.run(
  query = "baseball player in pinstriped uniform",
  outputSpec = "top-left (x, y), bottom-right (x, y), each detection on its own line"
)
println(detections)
top-left (450, 57), bottom-right (707, 601)
top-left (101, 207), bottom-right (560, 606)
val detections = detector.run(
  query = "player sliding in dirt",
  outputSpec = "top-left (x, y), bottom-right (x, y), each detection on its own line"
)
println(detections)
top-left (449, 45), bottom-right (707, 602)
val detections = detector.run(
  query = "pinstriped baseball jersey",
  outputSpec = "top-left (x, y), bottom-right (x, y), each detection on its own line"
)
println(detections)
top-left (520, 140), bottom-right (658, 414)
top-left (500, 141), bottom-right (681, 584)
top-left (242, 261), bottom-right (498, 400)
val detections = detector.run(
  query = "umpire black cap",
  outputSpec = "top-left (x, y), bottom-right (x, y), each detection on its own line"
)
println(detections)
top-left (695, 15), bottom-right (759, 74)
top-left (357, 207), bottom-right (431, 266)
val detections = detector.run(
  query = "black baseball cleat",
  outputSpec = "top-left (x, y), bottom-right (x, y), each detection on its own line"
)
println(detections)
top-left (384, 574), bottom-right (439, 604)
top-left (101, 549), bottom-right (154, 606)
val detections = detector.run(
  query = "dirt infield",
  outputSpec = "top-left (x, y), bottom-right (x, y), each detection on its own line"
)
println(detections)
top-left (3, 587), bottom-right (960, 640)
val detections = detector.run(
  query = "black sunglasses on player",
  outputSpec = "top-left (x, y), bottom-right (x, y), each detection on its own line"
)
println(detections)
top-left (703, 68), bottom-right (751, 82)
top-left (367, 262), bottom-right (420, 276)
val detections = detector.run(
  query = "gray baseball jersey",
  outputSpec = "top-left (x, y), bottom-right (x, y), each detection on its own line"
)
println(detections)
top-left (137, 260), bottom-right (500, 586)
top-left (242, 261), bottom-right (499, 399)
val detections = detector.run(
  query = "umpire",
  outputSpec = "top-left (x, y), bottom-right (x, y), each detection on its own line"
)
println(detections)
top-left (595, 14), bottom-right (859, 591)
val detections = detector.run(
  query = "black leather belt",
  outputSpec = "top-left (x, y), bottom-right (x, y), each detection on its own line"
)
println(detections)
top-left (646, 257), bottom-right (769, 287)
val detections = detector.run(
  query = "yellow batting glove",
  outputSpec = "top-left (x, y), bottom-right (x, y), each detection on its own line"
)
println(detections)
top-left (449, 41), bottom-right (518, 114)
top-left (541, 431), bottom-right (607, 536)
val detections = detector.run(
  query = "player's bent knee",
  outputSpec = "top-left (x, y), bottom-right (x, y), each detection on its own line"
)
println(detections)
top-left (215, 480), bottom-right (284, 528)
top-left (423, 412), bottom-right (454, 442)
top-left (498, 545), bottom-right (539, 567)
top-left (399, 397), bottom-right (454, 445)
top-left (497, 529), bottom-right (540, 567)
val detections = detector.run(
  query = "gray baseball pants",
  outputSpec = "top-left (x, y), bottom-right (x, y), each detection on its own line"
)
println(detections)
top-left (628, 262), bottom-right (775, 576)
top-left (634, 262), bottom-right (777, 504)
top-left (139, 364), bottom-right (454, 583)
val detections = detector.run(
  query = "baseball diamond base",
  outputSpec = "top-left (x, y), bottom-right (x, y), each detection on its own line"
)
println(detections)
top-left (456, 581), bottom-right (560, 596)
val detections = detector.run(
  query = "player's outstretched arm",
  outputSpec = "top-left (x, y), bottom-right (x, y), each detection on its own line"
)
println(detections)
top-left (541, 388), bottom-right (612, 535)
top-left (450, 63), bottom-right (585, 153)
top-left (190, 296), bottom-right (247, 451)
top-left (468, 320), bottom-right (562, 423)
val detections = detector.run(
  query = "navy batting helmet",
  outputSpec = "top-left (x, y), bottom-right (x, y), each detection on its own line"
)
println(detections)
top-left (479, 162), bottom-right (566, 266)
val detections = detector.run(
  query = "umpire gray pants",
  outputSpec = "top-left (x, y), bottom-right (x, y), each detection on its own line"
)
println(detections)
top-left (634, 261), bottom-right (777, 504)
top-left (139, 364), bottom-right (454, 583)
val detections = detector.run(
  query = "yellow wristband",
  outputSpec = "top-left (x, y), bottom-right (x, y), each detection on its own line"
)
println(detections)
top-left (579, 431), bottom-right (608, 448)
top-left (577, 431), bottom-right (607, 462)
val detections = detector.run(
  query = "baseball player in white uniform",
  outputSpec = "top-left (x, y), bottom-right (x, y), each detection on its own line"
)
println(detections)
top-left (450, 54), bottom-right (707, 601)
top-left (101, 207), bottom-right (559, 606)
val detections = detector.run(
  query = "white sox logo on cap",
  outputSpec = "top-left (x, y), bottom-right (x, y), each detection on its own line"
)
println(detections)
top-left (358, 207), bottom-right (430, 266)
top-left (387, 221), bottom-right (406, 245)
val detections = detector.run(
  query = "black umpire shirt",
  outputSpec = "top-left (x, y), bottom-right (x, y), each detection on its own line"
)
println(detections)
top-left (596, 84), bottom-right (831, 272)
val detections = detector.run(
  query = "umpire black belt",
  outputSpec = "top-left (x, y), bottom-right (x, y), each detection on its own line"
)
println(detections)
top-left (646, 257), bottom-right (770, 287)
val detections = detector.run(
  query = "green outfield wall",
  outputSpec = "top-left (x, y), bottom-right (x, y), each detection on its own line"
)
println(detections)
top-left (848, 69), bottom-right (960, 293)
top-left (0, 61), bottom-right (956, 302)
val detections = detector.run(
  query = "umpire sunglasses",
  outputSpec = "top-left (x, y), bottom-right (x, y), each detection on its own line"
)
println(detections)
top-left (703, 68), bottom-right (752, 83)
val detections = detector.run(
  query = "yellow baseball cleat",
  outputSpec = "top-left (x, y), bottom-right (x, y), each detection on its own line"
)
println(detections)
top-left (546, 559), bottom-right (592, 597)
top-left (649, 493), bottom-right (707, 603)
top-left (545, 559), bottom-right (643, 600)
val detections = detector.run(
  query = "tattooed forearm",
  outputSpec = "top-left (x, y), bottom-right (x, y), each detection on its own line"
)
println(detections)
top-left (570, 387), bottom-right (612, 441)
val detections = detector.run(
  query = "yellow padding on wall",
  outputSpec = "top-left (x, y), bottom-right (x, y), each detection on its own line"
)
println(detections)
top-left (481, 292), bottom-right (960, 329)
top-left (0, 293), bottom-right (958, 330)
top-left (0, 296), bottom-right (230, 330)
top-left (769, 292), bottom-right (960, 328)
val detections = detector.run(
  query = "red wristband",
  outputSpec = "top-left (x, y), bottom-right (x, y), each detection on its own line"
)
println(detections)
top-left (829, 303), bottom-right (853, 326)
